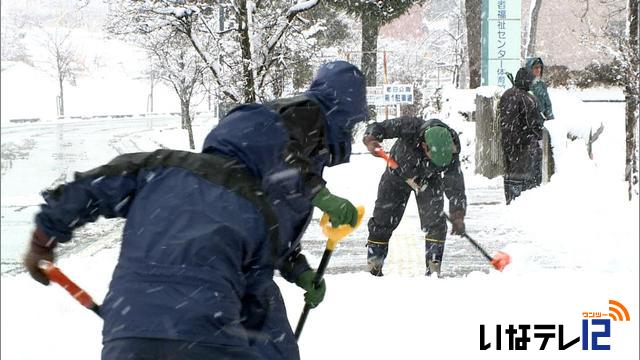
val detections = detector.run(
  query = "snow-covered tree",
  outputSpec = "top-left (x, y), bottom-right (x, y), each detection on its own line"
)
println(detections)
top-left (578, 0), bottom-right (639, 199)
top-left (106, 0), bottom-right (326, 103)
top-left (108, 14), bottom-right (205, 149)
top-left (421, 0), bottom-right (467, 88)
top-left (149, 32), bottom-right (205, 150)
top-left (0, 12), bottom-right (32, 66)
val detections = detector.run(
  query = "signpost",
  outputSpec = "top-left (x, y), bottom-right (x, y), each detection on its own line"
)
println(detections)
top-left (367, 84), bottom-right (413, 121)
top-left (481, 0), bottom-right (521, 87)
top-left (383, 84), bottom-right (414, 105)
top-left (366, 85), bottom-right (414, 106)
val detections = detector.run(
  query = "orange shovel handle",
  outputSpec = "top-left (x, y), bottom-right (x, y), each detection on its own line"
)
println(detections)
top-left (38, 260), bottom-right (101, 315)
top-left (373, 148), bottom-right (399, 169)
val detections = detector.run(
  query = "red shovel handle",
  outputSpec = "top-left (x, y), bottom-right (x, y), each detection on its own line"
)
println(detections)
top-left (38, 260), bottom-right (99, 311)
top-left (374, 148), bottom-right (399, 169)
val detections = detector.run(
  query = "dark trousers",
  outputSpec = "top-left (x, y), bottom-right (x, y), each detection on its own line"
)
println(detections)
top-left (367, 170), bottom-right (447, 269)
top-left (102, 338), bottom-right (264, 360)
top-left (532, 145), bottom-right (543, 187)
top-left (503, 143), bottom-right (537, 204)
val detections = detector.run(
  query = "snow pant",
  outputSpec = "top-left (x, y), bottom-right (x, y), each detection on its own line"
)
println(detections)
top-left (101, 338), bottom-right (264, 360)
top-left (367, 170), bottom-right (447, 272)
top-left (503, 143), bottom-right (536, 204)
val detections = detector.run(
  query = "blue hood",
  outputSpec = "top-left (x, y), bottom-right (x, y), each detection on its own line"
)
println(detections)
top-left (305, 60), bottom-right (367, 166)
top-left (201, 103), bottom-right (287, 179)
top-left (201, 61), bottom-right (367, 178)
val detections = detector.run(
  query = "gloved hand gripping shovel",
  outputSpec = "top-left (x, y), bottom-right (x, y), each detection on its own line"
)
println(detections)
top-left (38, 260), bottom-right (102, 318)
top-left (294, 206), bottom-right (365, 340)
top-left (442, 213), bottom-right (511, 271)
top-left (373, 148), bottom-right (425, 192)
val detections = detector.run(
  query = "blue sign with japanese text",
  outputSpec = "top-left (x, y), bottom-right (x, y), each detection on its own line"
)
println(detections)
top-left (481, 0), bottom-right (521, 87)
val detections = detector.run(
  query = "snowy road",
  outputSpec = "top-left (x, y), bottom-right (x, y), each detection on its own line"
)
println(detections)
top-left (1, 116), bottom-right (182, 273)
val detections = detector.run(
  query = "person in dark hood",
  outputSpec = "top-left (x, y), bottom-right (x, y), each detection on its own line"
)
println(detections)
top-left (498, 67), bottom-right (543, 204)
top-left (362, 118), bottom-right (467, 277)
top-left (23, 61), bottom-right (367, 360)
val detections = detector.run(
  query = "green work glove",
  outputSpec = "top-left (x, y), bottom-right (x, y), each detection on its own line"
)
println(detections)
top-left (295, 270), bottom-right (326, 309)
top-left (312, 187), bottom-right (358, 227)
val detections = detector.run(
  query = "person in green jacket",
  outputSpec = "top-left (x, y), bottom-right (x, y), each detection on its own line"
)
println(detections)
top-left (526, 57), bottom-right (555, 185)
top-left (526, 57), bottom-right (554, 121)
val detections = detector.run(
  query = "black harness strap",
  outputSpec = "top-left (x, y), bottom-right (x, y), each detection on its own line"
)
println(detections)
top-left (72, 150), bottom-right (281, 262)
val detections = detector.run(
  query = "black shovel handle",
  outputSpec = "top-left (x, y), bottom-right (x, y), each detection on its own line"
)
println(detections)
top-left (294, 248), bottom-right (333, 340)
top-left (442, 213), bottom-right (493, 262)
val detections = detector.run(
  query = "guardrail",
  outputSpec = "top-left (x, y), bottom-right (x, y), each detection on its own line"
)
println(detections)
top-left (7, 111), bottom-right (218, 124)
top-left (8, 118), bottom-right (40, 123)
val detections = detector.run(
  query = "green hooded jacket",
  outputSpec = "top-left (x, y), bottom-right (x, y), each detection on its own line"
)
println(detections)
top-left (526, 57), bottom-right (555, 120)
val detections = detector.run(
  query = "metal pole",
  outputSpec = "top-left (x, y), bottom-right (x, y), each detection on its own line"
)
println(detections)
top-left (384, 50), bottom-right (389, 121)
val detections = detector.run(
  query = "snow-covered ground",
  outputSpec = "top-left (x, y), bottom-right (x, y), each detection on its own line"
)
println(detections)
top-left (1, 81), bottom-right (638, 359)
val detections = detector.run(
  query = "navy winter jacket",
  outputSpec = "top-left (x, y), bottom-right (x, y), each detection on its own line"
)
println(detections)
top-left (35, 61), bottom-right (367, 349)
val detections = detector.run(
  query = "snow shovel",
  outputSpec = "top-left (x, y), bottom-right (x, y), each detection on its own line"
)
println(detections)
top-left (373, 147), bottom-right (425, 192)
top-left (294, 206), bottom-right (365, 340)
top-left (442, 213), bottom-right (511, 271)
top-left (38, 260), bottom-right (102, 317)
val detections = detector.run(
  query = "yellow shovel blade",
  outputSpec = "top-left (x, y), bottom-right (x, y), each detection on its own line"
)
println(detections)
top-left (320, 206), bottom-right (365, 250)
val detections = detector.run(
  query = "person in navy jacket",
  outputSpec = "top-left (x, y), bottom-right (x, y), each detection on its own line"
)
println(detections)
top-left (24, 60), bottom-right (367, 360)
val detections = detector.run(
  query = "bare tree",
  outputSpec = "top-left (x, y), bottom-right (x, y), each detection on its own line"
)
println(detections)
top-left (40, 28), bottom-right (84, 117)
top-left (148, 32), bottom-right (205, 150)
top-left (524, 0), bottom-right (543, 58)
top-left (142, 56), bottom-right (159, 113)
top-left (464, 0), bottom-right (481, 88)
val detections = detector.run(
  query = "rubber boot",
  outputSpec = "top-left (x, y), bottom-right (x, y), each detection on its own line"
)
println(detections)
top-left (425, 237), bottom-right (445, 277)
top-left (425, 259), bottom-right (441, 277)
top-left (366, 240), bottom-right (388, 277)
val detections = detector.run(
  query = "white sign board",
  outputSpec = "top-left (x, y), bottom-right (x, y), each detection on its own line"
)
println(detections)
top-left (367, 84), bottom-right (414, 105)
top-left (383, 84), bottom-right (414, 104)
